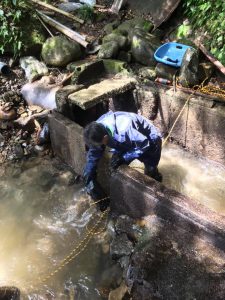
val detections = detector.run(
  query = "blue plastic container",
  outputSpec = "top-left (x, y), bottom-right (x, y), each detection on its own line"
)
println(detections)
top-left (154, 42), bottom-right (192, 67)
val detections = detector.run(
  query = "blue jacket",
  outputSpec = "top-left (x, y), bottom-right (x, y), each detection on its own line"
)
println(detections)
top-left (83, 111), bottom-right (161, 179)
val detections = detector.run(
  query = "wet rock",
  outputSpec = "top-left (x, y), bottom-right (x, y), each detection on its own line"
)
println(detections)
top-left (58, 170), bottom-right (75, 186)
top-left (138, 67), bottom-right (157, 80)
top-left (42, 36), bottom-right (82, 67)
top-left (155, 63), bottom-right (178, 81)
top-left (108, 281), bottom-right (128, 300)
top-left (131, 29), bottom-right (160, 66)
top-left (37, 122), bottom-right (50, 145)
top-left (179, 47), bottom-right (199, 87)
top-left (110, 233), bottom-right (133, 259)
top-left (103, 32), bottom-right (128, 49)
top-left (100, 264), bottom-right (123, 288)
top-left (0, 286), bottom-right (20, 300)
top-left (13, 144), bottom-right (24, 159)
top-left (20, 56), bottom-right (48, 82)
top-left (38, 170), bottom-right (55, 190)
top-left (98, 41), bottom-right (119, 59)
top-left (131, 280), bottom-right (161, 300)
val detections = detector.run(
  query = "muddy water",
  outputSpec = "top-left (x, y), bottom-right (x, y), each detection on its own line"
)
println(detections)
top-left (131, 144), bottom-right (225, 215)
top-left (0, 158), bottom-right (115, 299)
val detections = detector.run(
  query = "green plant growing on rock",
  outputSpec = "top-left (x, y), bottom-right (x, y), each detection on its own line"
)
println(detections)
top-left (183, 0), bottom-right (225, 64)
top-left (76, 5), bottom-right (94, 22)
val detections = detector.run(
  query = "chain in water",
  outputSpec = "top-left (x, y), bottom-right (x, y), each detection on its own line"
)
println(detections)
top-left (38, 207), bottom-right (109, 285)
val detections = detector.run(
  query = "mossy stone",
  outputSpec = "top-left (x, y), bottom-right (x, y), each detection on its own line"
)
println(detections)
top-left (42, 36), bottom-right (81, 67)
top-left (103, 32), bottom-right (128, 49)
top-left (98, 41), bottom-right (119, 59)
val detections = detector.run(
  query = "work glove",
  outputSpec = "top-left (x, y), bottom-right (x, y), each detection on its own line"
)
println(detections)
top-left (110, 153), bottom-right (126, 170)
top-left (85, 179), bottom-right (109, 211)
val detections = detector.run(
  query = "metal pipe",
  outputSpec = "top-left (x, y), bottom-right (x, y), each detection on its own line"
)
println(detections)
top-left (0, 62), bottom-right (10, 75)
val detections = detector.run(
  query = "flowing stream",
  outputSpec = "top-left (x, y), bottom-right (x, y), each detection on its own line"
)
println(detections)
top-left (0, 157), bottom-right (117, 299)
top-left (1, 145), bottom-right (225, 298)
top-left (132, 143), bottom-right (225, 215)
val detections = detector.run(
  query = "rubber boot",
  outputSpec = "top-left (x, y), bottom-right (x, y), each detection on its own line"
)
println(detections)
top-left (144, 166), bottom-right (162, 182)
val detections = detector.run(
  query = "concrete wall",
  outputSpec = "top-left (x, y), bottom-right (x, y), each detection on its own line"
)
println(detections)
top-left (49, 111), bottom-right (86, 175)
top-left (137, 81), bottom-right (225, 166)
top-left (110, 165), bottom-right (225, 252)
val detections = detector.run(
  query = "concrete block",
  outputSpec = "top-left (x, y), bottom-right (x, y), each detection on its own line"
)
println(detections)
top-left (48, 111), bottom-right (86, 174)
top-left (138, 81), bottom-right (225, 166)
top-left (68, 77), bottom-right (137, 110)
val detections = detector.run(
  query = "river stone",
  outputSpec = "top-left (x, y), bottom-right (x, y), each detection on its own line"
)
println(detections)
top-left (42, 36), bottom-right (82, 67)
top-left (110, 233), bottom-right (133, 259)
top-left (58, 170), bottom-right (75, 186)
top-left (108, 281), bottom-right (128, 300)
top-left (155, 63), bottom-right (178, 81)
top-left (20, 56), bottom-right (48, 82)
top-left (179, 47), bottom-right (199, 87)
top-left (98, 41), bottom-right (119, 59)
top-left (131, 29), bottom-right (160, 66)
top-left (103, 32), bottom-right (128, 49)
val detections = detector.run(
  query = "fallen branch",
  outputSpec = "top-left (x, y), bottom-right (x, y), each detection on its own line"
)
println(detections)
top-left (194, 41), bottom-right (225, 76)
top-left (38, 11), bottom-right (88, 48)
top-left (37, 14), bottom-right (54, 37)
top-left (30, 0), bottom-right (84, 24)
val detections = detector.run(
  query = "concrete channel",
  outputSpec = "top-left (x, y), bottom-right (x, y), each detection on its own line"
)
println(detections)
top-left (48, 58), bottom-right (225, 297)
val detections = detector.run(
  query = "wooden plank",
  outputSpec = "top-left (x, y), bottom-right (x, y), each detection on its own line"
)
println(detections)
top-left (30, 0), bottom-right (84, 24)
top-left (38, 11), bottom-right (88, 48)
top-left (110, 0), bottom-right (125, 13)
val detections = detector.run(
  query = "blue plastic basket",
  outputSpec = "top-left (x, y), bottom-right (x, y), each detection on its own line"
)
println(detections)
top-left (154, 42), bottom-right (192, 67)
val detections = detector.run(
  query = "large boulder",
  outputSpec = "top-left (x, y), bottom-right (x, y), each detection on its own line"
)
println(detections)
top-left (98, 41), bottom-right (119, 59)
top-left (179, 48), bottom-right (199, 87)
top-left (20, 56), bottom-right (48, 82)
top-left (42, 36), bottom-right (82, 67)
top-left (131, 29), bottom-right (160, 66)
top-left (103, 32), bottom-right (128, 49)
top-left (155, 63), bottom-right (178, 81)
top-left (117, 18), bottom-right (153, 36)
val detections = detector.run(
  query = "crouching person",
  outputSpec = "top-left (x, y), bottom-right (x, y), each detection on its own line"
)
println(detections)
top-left (83, 111), bottom-right (162, 210)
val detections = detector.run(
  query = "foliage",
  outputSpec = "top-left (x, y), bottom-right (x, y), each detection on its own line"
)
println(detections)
top-left (183, 0), bottom-right (225, 64)
top-left (0, 0), bottom-right (28, 56)
top-left (76, 5), bottom-right (94, 22)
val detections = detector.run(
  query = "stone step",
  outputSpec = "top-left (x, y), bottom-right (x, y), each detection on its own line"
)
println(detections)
top-left (68, 76), bottom-right (137, 110)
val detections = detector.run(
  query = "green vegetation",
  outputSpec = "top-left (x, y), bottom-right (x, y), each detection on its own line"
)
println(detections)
top-left (0, 0), bottom-right (28, 56)
top-left (183, 0), bottom-right (225, 64)
top-left (76, 5), bottom-right (94, 22)
top-left (0, 0), bottom-right (46, 57)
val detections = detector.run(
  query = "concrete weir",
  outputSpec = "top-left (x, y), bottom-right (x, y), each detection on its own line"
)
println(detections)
top-left (49, 75), bottom-right (225, 254)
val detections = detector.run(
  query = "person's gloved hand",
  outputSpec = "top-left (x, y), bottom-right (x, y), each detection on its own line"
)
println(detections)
top-left (110, 153), bottom-right (126, 170)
